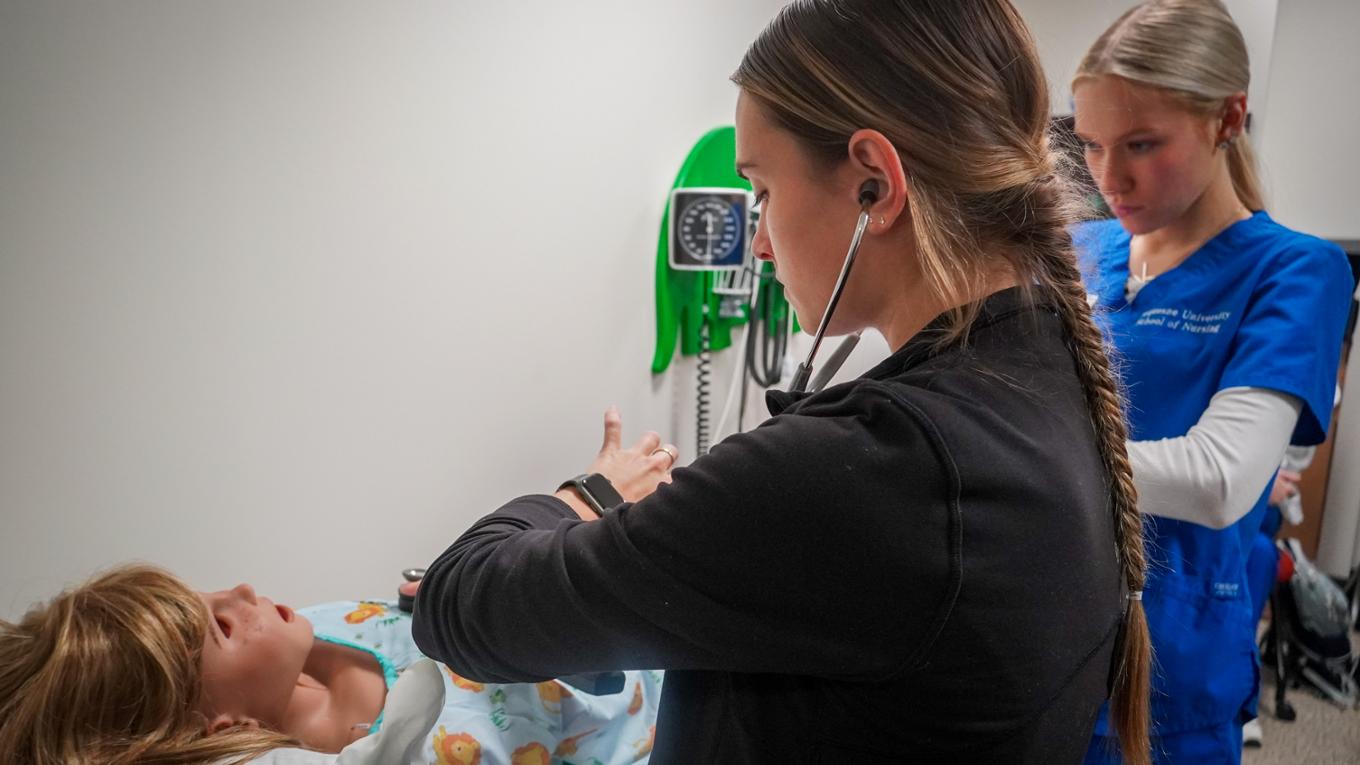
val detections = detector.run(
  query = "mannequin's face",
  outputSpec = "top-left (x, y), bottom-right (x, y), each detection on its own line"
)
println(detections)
top-left (197, 582), bottom-right (313, 731)
top-left (1073, 75), bottom-right (1224, 235)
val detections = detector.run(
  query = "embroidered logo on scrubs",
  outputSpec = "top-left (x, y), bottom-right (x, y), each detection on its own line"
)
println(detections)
top-left (432, 727), bottom-right (482, 765)
top-left (1135, 307), bottom-right (1232, 334)
top-left (1213, 582), bottom-right (1241, 599)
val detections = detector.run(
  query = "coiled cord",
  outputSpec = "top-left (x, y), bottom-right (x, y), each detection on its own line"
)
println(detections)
top-left (696, 319), bottom-right (712, 456)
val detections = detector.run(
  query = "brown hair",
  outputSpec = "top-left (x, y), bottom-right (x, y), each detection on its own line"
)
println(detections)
top-left (1076, 0), bottom-right (1264, 211)
top-left (0, 564), bottom-right (300, 765)
top-left (733, 1), bottom-right (1149, 762)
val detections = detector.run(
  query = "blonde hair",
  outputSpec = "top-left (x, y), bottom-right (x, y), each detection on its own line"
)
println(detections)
top-left (1076, 0), bottom-right (1264, 210)
top-left (733, 1), bottom-right (1150, 762)
top-left (0, 564), bottom-right (300, 765)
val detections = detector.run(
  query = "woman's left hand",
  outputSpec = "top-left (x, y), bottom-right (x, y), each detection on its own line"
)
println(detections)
top-left (583, 406), bottom-right (679, 502)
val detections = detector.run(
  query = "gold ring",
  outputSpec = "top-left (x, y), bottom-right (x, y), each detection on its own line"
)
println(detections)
top-left (651, 446), bottom-right (678, 465)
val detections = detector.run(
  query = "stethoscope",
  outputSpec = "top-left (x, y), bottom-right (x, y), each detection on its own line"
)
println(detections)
top-left (787, 179), bottom-right (880, 394)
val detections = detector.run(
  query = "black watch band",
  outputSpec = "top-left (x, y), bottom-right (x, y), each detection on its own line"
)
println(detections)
top-left (558, 473), bottom-right (624, 517)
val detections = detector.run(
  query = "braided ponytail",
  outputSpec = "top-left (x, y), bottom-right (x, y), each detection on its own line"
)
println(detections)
top-left (914, 116), bottom-right (1153, 765)
top-left (1013, 169), bottom-right (1150, 765)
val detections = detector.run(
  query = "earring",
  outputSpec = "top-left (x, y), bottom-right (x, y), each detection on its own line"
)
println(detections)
top-left (877, 216), bottom-right (886, 226)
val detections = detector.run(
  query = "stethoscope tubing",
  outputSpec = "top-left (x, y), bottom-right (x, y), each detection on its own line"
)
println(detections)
top-left (789, 209), bottom-right (872, 393)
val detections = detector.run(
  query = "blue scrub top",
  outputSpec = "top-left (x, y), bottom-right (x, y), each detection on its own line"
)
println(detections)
top-left (1076, 211), bottom-right (1352, 735)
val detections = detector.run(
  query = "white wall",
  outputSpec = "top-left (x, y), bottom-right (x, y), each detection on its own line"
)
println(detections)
top-left (0, 0), bottom-right (785, 619)
top-left (1254, 0), bottom-right (1360, 239)
top-left (1268, 0), bottom-right (1360, 577)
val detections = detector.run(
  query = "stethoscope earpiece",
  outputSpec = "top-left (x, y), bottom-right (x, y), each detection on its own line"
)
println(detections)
top-left (858, 180), bottom-right (880, 208)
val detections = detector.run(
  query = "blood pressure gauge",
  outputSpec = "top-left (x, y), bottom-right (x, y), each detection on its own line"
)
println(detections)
top-left (668, 188), bottom-right (752, 271)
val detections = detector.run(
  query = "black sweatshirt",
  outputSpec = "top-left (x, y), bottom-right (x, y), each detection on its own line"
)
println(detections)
top-left (413, 288), bottom-right (1124, 763)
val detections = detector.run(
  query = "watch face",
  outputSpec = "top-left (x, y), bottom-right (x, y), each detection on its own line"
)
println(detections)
top-left (582, 473), bottom-right (623, 509)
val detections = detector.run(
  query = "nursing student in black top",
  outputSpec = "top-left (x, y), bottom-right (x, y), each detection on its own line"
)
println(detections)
top-left (413, 1), bottom-right (1153, 763)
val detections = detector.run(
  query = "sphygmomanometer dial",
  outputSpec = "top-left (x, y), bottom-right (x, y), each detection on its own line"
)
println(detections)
top-left (677, 196), bottom-right (743, 264)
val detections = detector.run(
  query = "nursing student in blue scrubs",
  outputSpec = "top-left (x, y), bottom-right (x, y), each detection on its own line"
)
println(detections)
top-left (1070, 1), bottom-right (1353, 763)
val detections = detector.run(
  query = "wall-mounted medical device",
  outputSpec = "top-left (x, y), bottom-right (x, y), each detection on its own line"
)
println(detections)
top-left (668, 188), bottom-right (751, 272)
top-left (652, 127), bottom-right (795, 458)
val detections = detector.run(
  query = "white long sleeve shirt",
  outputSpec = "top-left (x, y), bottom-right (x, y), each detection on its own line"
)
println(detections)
top-left (1128, 386), bottom-right (1301, 530)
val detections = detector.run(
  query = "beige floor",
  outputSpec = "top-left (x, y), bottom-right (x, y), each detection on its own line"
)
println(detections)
top-left (1243, 638), bottom-right (1360, 765)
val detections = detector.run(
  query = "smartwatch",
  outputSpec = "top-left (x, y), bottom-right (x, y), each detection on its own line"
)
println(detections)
top-left (558, 473), bottom-right (624, 517)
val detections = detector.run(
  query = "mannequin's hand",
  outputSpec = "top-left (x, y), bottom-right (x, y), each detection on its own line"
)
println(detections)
top-left (583, 407), bottom-right (678, 503)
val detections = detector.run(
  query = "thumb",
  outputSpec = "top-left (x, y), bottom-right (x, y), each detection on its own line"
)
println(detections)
top-left (600, 406), bottom-right (622, 453)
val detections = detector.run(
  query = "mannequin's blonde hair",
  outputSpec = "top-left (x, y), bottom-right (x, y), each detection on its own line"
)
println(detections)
top-left (1076, 0), bottom-right (1264, 210)
top-left (0, 564), bottom-right (299, 764)
top-left (733, 1), bottom-right (1150, 762)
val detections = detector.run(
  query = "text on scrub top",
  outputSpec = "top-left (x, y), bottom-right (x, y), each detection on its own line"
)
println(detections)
top-left (1135, 307), bottom-right (1233, 334)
